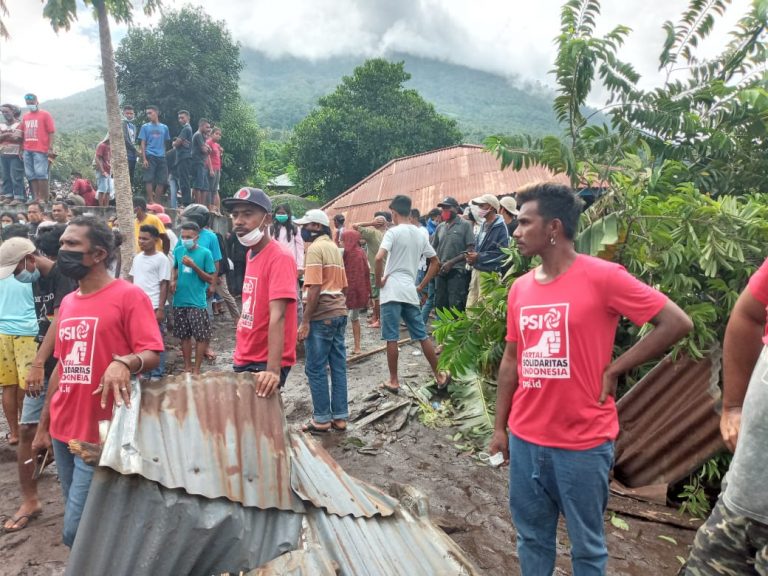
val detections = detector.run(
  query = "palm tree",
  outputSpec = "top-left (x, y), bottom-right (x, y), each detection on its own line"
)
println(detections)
top-left (2, 0), bottom-right (161, 275)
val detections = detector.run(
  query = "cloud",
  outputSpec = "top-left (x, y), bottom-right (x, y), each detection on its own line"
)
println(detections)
top-left (0, 0), bottom-right (754, 106)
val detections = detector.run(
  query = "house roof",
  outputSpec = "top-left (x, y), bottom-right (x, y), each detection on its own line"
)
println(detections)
top-left (322, 144), bottom-right (570, 223)
top-left (268, 173), bottom-right (295, 188)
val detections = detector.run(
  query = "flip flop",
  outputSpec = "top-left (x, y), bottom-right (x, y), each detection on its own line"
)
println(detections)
top-left (380, 383), bottom-right (400, 395)
top-left (436, 371), bottom-right (452, 391)
top-left (301, 420), bottom-right (331, 435)
top-left (331, 420), bottom-right (348, 431)
top-left (3, 510), bottom-right (41, 533)
top-left (4, 433), bottom-right (18, 446)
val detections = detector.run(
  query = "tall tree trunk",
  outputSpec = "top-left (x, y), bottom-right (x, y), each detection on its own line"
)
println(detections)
top-left (95, 0), bottom-right (134, 277)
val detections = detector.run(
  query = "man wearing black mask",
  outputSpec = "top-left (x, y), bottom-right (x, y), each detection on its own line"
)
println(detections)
top-left (432, 196), bottom-right (474, 313)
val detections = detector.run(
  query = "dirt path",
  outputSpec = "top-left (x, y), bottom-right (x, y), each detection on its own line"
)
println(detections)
top-left (0, 314), bottom-right (697, 575)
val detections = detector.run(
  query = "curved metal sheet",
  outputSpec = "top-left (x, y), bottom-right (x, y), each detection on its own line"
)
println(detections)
top-left (290, 432), bottom-right (398, 518)
top-left (99, 372), bottom-right (305, 512)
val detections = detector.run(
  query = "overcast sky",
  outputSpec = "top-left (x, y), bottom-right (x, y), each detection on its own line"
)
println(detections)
top-left (0, 0), bottom-right (752, 105)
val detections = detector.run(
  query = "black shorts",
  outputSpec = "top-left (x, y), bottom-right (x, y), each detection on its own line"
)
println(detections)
top-left (143, 155), bottom-right (168, 186)
top-left (172, 307), bottom-right (211, 341)
top-left (192, 162), bottom-right (209, 191)
top-left (233, 363), bottom-right (291, 388)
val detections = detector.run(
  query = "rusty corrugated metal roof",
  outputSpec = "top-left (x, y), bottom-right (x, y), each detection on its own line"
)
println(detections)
top-left (614, 350), bottom-right (725, 489)
top-left (99, 372), bottom-right (305, 512)
top-left (290, 432), bottom-right (398, 518)
top-left (322, 144), bottom-right (570, 224)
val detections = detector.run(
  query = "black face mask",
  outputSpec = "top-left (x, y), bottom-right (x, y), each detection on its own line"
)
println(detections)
top-left (301, 228), bottom-right (322, 243)
top-left (58, 250), bottom-right (91, 280)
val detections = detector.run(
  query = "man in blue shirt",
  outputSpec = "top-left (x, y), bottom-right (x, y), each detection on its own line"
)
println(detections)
top-left (138, 105), bottom-right (170, 205)
top-left (171, 221), bottom-right (215, 374)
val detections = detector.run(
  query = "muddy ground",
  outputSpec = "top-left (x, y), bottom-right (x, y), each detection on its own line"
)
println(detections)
top-left (0, 311), bottom-right (697, 575)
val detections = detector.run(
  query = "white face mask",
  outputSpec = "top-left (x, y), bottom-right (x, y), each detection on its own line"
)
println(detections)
top-left (476, 208), bottom-right (490, 219)
top-left (237, 214), bottom-right (268, 247)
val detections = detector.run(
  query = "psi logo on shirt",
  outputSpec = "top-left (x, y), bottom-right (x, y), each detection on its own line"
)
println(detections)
top-left (58, 317), bottom-right (98, 385)
top-left (519, 304), bottom-right (570, 380)
top-left (239, 275), bottom-right (257, 330)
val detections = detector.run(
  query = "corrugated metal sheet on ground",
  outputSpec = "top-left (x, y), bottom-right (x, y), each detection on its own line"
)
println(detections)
top-left (290, 432), bottom-right (398, 518)
top-left (322, 144), bottom-right (569, 224)
top-left (302, 500), bottom-right (480, 576)
top-left (614, 350), bottom-right (725, 488)
top-left (67, 469), bottom-right (302, 576)
top-left (99, 372), bottom-right (304, 512)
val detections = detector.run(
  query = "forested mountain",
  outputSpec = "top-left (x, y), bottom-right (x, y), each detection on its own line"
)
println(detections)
top-left (42, 51), bottom-right (563, 140)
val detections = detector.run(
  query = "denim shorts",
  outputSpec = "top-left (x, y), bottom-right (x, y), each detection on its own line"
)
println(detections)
top-left (193, 162), bottom-right (209, 191)
top-left (381, 301), bottom-right (428, 342)
top-left (20, 378), bottom-right (49, 425)
top-left (96, 172), bottom-right (114, 195)
top-left (24, 150), bottom-right (49, 180)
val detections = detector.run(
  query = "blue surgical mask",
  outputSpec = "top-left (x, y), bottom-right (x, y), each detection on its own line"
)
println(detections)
top-left (28, 104), bottom-right (39, 112)
top-left (182, 239), bottom-right (195, 250)
top-left (16, 267), bottom-right (40, 284)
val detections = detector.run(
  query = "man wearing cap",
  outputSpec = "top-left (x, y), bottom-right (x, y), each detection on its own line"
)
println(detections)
top-left (20, 94), bottom-right (56, 204)
top-left (0, 234), bottom-right (38, 451)
top-left (352, 215), bottom-right (388, 328)
top-left (499, 195), bottom-right (519, 237)
top-left (0, 227), bottom-right (76, 532)
top-left (295, 209), bottom-right (349, 433)
top-left (466, 194), bottom-right (509, 308)
top-left (224, 188), bottom-right (298, 395)
top-left (432, 196), bottom-right (475, 313)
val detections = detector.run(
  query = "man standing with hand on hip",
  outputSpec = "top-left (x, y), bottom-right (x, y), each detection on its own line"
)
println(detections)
top-left (488, 182), bottom-right (692, 576)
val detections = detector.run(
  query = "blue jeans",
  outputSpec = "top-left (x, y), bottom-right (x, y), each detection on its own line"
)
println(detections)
top-left (168, 174), bottom-right (178, 209)
top-left (420, 277), bottom-right (436, 324)
top-left (52, 438), bottom-right (95, 547)
top-left (149, 319), bottom-right (166, 378)
top-left (304, 316), bottom-right (348, 423)
top-left (509, 433), bottom-right (614, 576)
top-left (1, 154), bottom-right (25, 199)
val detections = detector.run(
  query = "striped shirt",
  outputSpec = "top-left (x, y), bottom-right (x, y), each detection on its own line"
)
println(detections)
top-left (303, 234), bottom-right (347, 320)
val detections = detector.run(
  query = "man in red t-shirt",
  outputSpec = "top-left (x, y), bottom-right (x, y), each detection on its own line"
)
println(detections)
top-left (206, 127), bottom-right (223, 214)
top-left (31, 216), bottom-right (163, 547)
top-left (223, 187), bottom-right (297, 396)
top-left (20, 94), bottom-right (55, 204)
top-left (70, 172), bottom-right (97, 206)
top-left (488, 182), bottom-right (692, 575)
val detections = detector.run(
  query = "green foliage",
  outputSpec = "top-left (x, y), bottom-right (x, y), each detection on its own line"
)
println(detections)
top-left (114, 6), bottom-right (242, 126)
top-left (678, 453), bottom-right (731, 518)
top-left (291, 59), bottom-right (462, 201)
top-left (50, 130), bottom-right (102, 183)
top-left (41, 0), bottom-right (161, 32)
top-left (218, 96), bottom-right (261, 197)
top-left (256, 139), bottom-right (294, 189)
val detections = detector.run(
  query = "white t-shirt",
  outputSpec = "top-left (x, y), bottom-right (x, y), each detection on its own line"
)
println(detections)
top-left (380, 224), bottom-right (436, 306)
top-left (130, 252), bottom-right (171, 308)
top-left (417, 225), bottom-right (430, 271)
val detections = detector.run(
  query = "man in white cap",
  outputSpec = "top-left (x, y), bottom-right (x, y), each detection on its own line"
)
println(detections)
top-left (499, 195), bottom-right (519, 237)
top-left (466, 193), bottom-right (509, 308)
top-left (294, 209), bottom-right (349, 433)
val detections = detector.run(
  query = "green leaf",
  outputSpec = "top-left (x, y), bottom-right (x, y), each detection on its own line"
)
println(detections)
top-left (658, 535), bottom-right (678, 545)
top-left (610, 513), bottom-right (630, 531)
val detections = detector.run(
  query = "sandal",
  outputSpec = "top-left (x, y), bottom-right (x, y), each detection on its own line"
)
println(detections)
top-left (380, 383), bottom-right (400, 395)
top-left (331, 420), bottom-right (348, 431)
top-left (3, 510), bottom-right (41, 533)
top-left (4, 432), bottom-right (18, 446)
top-left (301, 420), bottom-right (331, 435)
top-left (436, 370), bottom-right (452, 391)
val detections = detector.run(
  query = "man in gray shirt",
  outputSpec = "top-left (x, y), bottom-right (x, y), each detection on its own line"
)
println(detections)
top-left (684, 258), bottom-right (768, 574)
top-left (173, 110), bottom-right (193, 207)
top-left (431, 196), bottom-right (474, 313)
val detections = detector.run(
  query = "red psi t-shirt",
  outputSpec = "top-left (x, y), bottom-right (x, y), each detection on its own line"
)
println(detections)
top-left (747, 256), bottom-right (768, 343)
top-left (21, 110), bottom-right (55, 153)
top-left (505, 255), bottom-right (668, 450)
top-left (50, 280), bottom-right (164, 444)
top-left (234, 239), bottom-right (298, 367)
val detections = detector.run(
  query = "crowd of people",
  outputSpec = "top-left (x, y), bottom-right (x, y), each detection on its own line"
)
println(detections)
top-left (0, 98), bottom-right (225, 214)
top-left (0, 175), bottom-right (765, 576)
